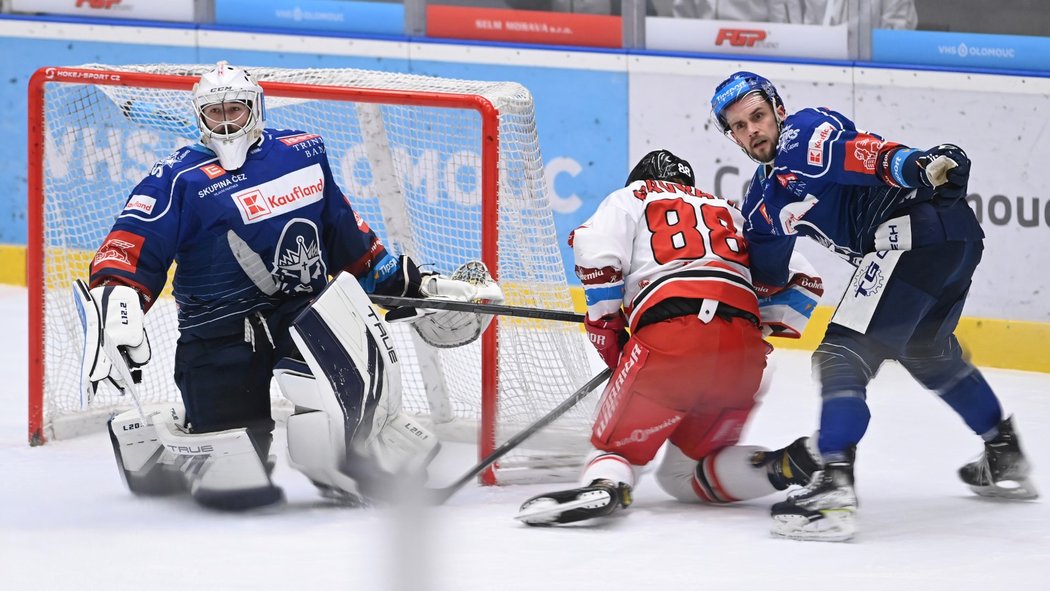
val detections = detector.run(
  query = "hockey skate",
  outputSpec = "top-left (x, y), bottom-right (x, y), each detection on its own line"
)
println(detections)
top-left (752, 436), bottom-right (822, 490)
top-left (770, 461), bottom-right (857, 542)
top-left (959, 416), bottom-right (1038, 500)
top-left (515, 479), bottom-right (633, 526)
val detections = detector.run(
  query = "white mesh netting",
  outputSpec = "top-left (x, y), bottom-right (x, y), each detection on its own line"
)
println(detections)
top-left (33, 64), bottom-right (596, 483)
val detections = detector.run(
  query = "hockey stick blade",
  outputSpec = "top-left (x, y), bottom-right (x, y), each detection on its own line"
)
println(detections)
top-left (426, 367), bottom-right (613, 505)
top-left (369, 294), bottom-right (584, 324)
top-left (227, 229), bottom-right (280, 296)
top-left (102, 337), bottom-right (148, 420)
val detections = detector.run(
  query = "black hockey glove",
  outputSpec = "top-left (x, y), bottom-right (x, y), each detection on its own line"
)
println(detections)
top-left (916, 144), bottom-right (970, 201)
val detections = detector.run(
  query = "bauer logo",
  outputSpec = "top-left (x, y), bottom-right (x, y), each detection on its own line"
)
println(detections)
top-left (232, 164), bottom-right (325, 224)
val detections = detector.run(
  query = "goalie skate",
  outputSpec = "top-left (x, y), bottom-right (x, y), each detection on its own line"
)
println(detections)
top-left (515, 479), bottom-right (632, 526)
top-left (959, 416), bottom-right (1038, 501)
top-left (770, 463), bottom-right (857, 543)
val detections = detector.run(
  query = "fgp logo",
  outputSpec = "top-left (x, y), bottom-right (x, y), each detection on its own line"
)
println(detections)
top-left (76, 0), bottom-right (121, 7)
top-left (715, 29), bottom-right (767, 47)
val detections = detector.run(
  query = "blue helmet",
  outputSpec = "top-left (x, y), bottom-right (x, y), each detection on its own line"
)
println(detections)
top-left (710, 71), bottom-right (783, 134)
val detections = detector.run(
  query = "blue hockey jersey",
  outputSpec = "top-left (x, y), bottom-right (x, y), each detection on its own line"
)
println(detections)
top-left (89, 129), bottom-right (400, 338)
top-left (741, 107), bottom-right (929, 286)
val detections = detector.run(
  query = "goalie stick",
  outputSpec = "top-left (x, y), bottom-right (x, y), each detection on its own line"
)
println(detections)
top-left (427, 367), bottom-right (613, 505)
top-left (368, 294), bottom-right (584, 324)
top-left (227, 228), bottom-right (585, 324)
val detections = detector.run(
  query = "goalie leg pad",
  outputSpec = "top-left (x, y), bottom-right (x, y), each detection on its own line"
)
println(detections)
top-left (277, 273), bottom-right (439, 502)
top-left (150, 412), bottom-right (283, 511)
top-left (108, 405), bottom-right (188, 496)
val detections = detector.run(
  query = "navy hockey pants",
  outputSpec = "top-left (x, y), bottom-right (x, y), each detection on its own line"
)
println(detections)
top-left (173, 301), bottom-right (308, 454)
top-left (814, 203), bottom-right (1002, 459)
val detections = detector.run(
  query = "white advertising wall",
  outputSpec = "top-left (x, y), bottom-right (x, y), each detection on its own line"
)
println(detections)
top-left (628, 58), bottom-right (1050, 323)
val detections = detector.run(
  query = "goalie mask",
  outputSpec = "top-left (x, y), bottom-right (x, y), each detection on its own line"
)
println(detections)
top-left (193, 61), bottom-right (265, 171)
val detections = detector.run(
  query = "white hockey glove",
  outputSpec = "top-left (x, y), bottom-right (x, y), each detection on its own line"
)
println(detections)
top-left (74, 280), bottom-right (152, 401)
top-left (386, 260), bottom-right (505, 348)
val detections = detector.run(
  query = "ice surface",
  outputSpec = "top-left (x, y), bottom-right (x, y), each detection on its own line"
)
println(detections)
top-left (1, 285), bottom-right (1046, 590)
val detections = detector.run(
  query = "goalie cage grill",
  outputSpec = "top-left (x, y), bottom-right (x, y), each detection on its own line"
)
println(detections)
top-left (27, 64), bottom-right (597, 486)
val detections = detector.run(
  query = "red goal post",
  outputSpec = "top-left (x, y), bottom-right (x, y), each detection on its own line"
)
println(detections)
top-left (27, 64), bottom-right (595, 486)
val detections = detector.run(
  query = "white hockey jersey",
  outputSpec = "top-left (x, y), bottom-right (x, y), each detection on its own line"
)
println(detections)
top-left (570, 179), bottom-right (759, 332)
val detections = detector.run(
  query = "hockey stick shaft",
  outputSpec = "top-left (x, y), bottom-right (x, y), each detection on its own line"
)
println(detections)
top-left (429, 367), bottom-right (613, 505)
top-left (369, 294), bottom-right (585, 324)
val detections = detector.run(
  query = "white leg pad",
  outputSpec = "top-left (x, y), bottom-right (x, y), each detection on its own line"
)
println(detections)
top-left (580, 449), bottom-right (636, 488)
top-left (151, 414), bottom-right (272, 496)
top-left (655, 443), bottom-right (704, 503)
top-left (366, 413), bottom-right (440, 476)
top-left (285, 408), bottom-right (362, 497)
top-left (276, 273), bottom-right (440, 502)
top-left (109, 404), bottom-right (181, 473)
top-left (656, 443), bottom-right (780, 503)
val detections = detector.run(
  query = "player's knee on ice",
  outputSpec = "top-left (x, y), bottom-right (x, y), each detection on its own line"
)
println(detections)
top-left (655, 443), bottom-right (793, 504)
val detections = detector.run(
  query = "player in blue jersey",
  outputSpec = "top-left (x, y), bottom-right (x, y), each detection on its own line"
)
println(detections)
top-left (710, 71), bottom-right (1038, 541)
top-left (80, 62), bottom-right (500, 510)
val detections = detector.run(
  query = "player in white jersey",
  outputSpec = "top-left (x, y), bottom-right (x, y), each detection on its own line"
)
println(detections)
top-left (516, 150), bottom-right (825, 526)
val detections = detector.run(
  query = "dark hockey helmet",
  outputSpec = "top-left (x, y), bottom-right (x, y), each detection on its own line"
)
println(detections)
top-left (625, 150), bottom-right (695, 187)
top-left (710, 71), bottom-right (784, 135)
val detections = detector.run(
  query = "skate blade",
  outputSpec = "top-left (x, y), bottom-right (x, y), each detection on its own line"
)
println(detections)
top-left (515, 490), bottom-right (612, 526)
top-left (969, 479), bottom-right (1039, 501)
top-left (771, 509), bottom-right (855, 543)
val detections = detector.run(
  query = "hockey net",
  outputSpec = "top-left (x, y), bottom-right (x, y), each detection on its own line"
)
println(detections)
top-left (27, 64), bottom-right (596, 485)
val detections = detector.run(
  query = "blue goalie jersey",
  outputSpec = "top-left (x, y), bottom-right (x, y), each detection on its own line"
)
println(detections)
top-left (89, 129), bottom-right (399, 339)
top-left (741, 107), bottom-right (931, 286)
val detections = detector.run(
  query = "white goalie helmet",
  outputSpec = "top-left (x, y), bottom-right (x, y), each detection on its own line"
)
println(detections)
top-left (193, 61), bottom-right (265, 170)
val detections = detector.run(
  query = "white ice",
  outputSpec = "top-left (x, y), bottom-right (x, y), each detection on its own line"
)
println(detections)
top-left (1, 284), bottom-right (1046, 590)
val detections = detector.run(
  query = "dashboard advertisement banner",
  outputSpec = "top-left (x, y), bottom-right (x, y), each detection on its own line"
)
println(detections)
top-left (645, 18), bottom-right (848, 60)
top-left (873, 29), bottom-right (1050, 72)
top-left (9, 0), bottom-right (197, 21)
top-left (214, 0), bottom-right (405, 36)
top-left (426, 6), bottom-right (622, 48)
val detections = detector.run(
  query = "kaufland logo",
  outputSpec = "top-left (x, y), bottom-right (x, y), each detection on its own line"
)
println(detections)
top-left (233, 164), bottom-right (325, 224)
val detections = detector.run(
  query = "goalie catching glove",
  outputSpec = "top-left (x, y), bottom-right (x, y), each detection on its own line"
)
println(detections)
top-left (383, 257), bottom-right (505, 348)
top-left (73, 279), bottom-right (152, 404)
